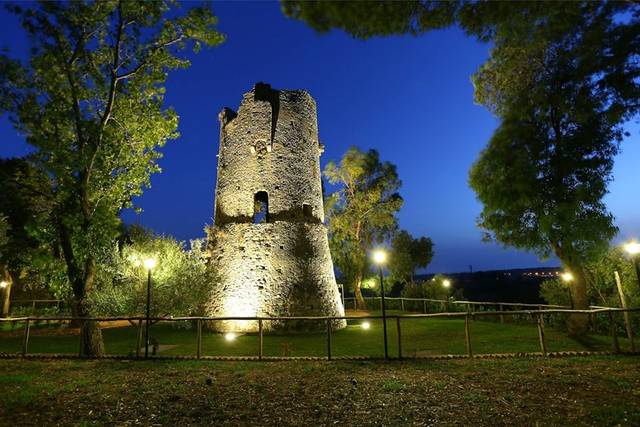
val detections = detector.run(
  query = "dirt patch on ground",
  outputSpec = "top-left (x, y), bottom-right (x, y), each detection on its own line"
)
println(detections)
top-left (0, 320), bottom-right (138, 338)
top-left (0, 356), bottom-right (638, 426)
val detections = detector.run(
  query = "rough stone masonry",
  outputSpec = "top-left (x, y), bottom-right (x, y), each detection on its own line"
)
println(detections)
top-left (206, 83), bottom-right (346, 332)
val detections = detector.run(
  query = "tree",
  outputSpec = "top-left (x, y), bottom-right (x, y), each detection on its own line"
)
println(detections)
top-left (90, 226), bottom-right (214, 318)
top-left (324, 147), bottom-right (403, 309)
top-left (0, 158), bottom-right (61, 318)
top-left (468, 4), bottom-right (638, 337)
top-left (0, 1), bottom-right (224, 355)
top-left (0, 215), bottom-right (8, 251)
top-left (389, 229), bottom-right (434, 286)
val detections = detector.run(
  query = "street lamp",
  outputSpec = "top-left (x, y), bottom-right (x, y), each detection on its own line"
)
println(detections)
top-left (442, 279), bottom-right (451, 289)
top-left (561, 271), bottom-right (574, 309)
top-left (623, 240), bottom-right (640, 290)
top-left (372, 248), bottom-right (389, 360)
top-left (143, 257), bottom-right (157, 359)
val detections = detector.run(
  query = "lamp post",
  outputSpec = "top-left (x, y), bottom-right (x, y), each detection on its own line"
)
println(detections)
top-left (561, 272), bottom-right (574, 309)
top-left (623, 241), bottom-right (640, 290)
top-left (372, 249), bottom-right (388, 360)
top-left (143, 257), bottom-right (157, 359)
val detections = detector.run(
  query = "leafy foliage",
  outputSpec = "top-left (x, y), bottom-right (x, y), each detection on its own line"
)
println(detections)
top-left (541, 246), bottom-right (640, 332)
top-left (542, 247), bottom-right (639, 308)
top-left (90, 226), bottom-right (214, 317)
top-left (389, 229), bottom-right (434, 285)
top-left (281, 0), bottom-right (456, 38)
top-left (0, 1), bottom-right (224, 354)
top-left (0, 215), bottom-right (8, 252)
top-left (0, 158), bottom-right (68, 296)
top-left (324, 147), bottom-right (403, 308)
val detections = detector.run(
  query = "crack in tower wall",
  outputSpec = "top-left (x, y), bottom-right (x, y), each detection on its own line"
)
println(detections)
top-left (207, 84), bottom-right (346, 332)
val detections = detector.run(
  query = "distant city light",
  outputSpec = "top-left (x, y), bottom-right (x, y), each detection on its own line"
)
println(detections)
top-left (224, 332), bottom-right (237, 342)
top-left (442, 279), bottom-right (451, 288)
top-left (361, 321), bottom-right (371, 330)
top-left (372, 249), bottom-right (387, 265)
top-left (561, 272), bottom-right (574, 283)
top-left (624, 241), bottom-right (640, 256)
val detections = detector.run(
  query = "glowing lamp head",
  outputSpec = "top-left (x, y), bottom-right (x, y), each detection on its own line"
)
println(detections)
top-left (624, 241), bottom-right (640, 256)
top-left (372, 249), bottom-right (387, 265)
top-left (143, 258), bottom-right (157, 270)
top-left (0, 281), bottom-right (7, 289)
top-left (224, 332), bottom-right (237, 342)
top-left (361, 321), bottom-right (371, 330)
top-left (442, 279), bottom-right (451, 288)
top-left (561, 272), bottom-right (574, 283)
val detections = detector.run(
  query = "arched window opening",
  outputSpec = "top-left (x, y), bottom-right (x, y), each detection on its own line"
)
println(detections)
top-left (254, 191), bottom-right (269, 224)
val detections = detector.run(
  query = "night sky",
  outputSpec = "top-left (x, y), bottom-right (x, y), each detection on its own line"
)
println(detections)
top-left (1, 2), bottom-right (638, 273)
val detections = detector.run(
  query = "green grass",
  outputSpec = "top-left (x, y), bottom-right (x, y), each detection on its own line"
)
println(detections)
top-left (0, 310), bottom-right (631, 357)
top-left (1, 356), bottom-right (639, 425)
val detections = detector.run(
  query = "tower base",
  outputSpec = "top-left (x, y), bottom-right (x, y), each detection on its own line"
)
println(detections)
top-left (206, 221), bottom-right (346, 332)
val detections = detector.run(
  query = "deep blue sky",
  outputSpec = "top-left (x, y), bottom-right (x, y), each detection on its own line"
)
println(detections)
top-left (1, 2), bottom-right (638, 273)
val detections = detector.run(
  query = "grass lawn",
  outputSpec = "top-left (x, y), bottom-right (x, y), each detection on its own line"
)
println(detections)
top-left (0, 310), bottom-right (632, 358)
top-left (0, 356), bottom-right (639, 426)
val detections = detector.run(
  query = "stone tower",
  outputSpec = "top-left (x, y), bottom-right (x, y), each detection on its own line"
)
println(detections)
top-left (206, 83), bottom-right (346, 332)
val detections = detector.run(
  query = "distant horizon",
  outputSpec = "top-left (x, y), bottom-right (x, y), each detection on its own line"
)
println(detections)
top-left (1, 1), bottom-right (638, 273)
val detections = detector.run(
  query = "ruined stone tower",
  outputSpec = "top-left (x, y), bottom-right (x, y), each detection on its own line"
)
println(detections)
top-left (206, 83), bottom-right (346, 332)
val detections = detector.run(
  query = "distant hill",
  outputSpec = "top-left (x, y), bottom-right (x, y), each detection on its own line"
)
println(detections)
top-left (415, 267), bottom-right (562, 304)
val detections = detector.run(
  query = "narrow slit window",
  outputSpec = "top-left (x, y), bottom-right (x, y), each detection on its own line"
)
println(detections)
top-left (302, 203), bottom-right (313, 218)
top-left (254, 191), bottom-right (269, 223)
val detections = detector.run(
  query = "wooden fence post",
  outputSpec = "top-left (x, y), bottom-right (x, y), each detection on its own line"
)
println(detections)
top-left (136, 320), bottom-right (143, 359)
top-left (196, 319), bottom-right (202, 359)
top-left (396, 317), bottom-right (402, 359)
top-left (258, 318), bottom-right (264, 360)
top-left (499, 304), bottom-right (504, 324)
top-left (537, 313), bottom-right (547, 356)
top-left (423, 299), bottom-right (427, 313)
top-left (608, 310), bottom-right (620, 353)
top-left (21, 319), bottom-right (31, 356)
top-left (464, 314), bottom-right (473, 357)
top-left (401, 298), bottom-right (405, 312)
top-left (326, 318), bottom-right (332, 361)
top-left (614, 271), bottom-right (636, 352)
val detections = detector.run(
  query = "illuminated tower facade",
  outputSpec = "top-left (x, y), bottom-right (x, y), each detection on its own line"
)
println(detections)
top-left (206, 83), bottom-right (346, 332)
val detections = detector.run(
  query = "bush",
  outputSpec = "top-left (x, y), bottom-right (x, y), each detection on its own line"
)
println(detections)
top-left (540, 247), bottom-right (640, 333)
top-left (89, 226), bottom-right (217, 317)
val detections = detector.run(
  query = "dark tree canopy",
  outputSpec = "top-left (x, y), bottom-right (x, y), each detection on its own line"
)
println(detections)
top-left (389, 230), bottom-right (434, 285)
top-left (0, 158), bottom-right (56, 275)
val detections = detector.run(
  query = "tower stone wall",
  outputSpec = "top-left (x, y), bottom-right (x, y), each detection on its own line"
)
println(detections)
top-left (207, 83), bottom-right (346, 332)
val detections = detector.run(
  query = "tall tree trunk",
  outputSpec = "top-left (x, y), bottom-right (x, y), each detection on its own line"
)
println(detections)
top-left (76, 256), bottom-right (104, 356)
top-left (58, 221), bottom-right (104, 356)
top-left (566, 264), bottom-right (589, 337)
top-left (353, 270), bottom-right (366, 310)
top-left (1, 265), bottom-right (12, 318)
